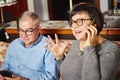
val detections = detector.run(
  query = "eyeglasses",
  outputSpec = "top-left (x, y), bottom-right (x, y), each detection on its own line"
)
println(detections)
top-left (17, 25), bottom-right (39, 35)
top-left (69, 18), bottom-right (92, 27)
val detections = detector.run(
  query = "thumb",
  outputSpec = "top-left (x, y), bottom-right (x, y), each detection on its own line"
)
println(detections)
top-left (63, 41), bottom-right (69, 49)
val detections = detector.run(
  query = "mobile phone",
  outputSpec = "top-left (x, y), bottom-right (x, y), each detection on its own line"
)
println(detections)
top-left (91, 18), bottom-right (95, 25)
top-left (0, 70), bottom-right (12, 77)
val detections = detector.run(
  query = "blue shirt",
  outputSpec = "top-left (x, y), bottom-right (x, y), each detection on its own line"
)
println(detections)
top-left (1, 35), bottom-right (58, 80)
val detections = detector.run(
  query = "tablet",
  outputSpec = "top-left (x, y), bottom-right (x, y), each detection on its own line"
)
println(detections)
top-left (0, 70), bottom-right (12, 77)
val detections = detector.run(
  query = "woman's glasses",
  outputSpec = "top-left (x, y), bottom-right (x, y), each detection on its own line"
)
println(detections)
top-left (17, 25), bottom-right (39, 35)
top-left (69, 18), bottom-right (92, 27)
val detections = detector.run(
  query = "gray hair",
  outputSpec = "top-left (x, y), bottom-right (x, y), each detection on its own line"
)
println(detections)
top-left (19, 11), bottom-right (40, 27)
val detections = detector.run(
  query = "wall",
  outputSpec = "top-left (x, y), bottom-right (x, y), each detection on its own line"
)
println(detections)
top-left (27, 0), bottom-right (35, 12)
top-left (100, 0), bottom-right (108, 12)
top-left (27, 0), bottom-right (49, 20)
top-left (2, 0), bottom-right (28, 22)
top-left (27, 0), bottom-right (109, 20)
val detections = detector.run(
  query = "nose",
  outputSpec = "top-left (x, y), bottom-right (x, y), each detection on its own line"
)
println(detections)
top-left (21, 32), bottom-right (29, 38)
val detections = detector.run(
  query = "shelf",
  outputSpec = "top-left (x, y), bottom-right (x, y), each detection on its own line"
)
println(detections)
top-left (5, 28), bottom-right (120, 35)
top-left (5, 21), bottom-right (120, 35)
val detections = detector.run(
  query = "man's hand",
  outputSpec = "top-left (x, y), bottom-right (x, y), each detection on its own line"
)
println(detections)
top-left (4, 74), bottom-right (28, 80)
top-left (45, 34), bottom-right (69, 60)
top-left (0, 74), bottom-right (4, 80)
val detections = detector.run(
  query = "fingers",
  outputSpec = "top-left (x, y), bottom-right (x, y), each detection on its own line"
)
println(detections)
top-left (0, 75), bottom-right (4, 80)
top-left (86, 25), bottom-right (97, 46)
top-left (45, 39), bottom-right (51, 46)
top-left (47, 34), bottom-right (59, 45)
top-left (55, 34), bottom-right (59, 45)
top-left (5, 76), bottom-right (21, 80)
top-left (4, 77), bottom-right (11, 80)
top-left (87, 25), bottom-right (97, 39)
top-left (47, 35), bottom-right (55, 45)
top-left (63, 40), bottom-right (70, 49)
top-left (86, 30), bottom-right (90, 41)
top-left (45, 34), bottom-right (59, 50)
top-left (63, 41), bottom-right (70, 55)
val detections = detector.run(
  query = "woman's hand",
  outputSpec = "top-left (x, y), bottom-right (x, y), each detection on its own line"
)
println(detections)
top-left (45, 34), bottom-right (69, 60)
top-left (85, 25), bottom-right (97, 47)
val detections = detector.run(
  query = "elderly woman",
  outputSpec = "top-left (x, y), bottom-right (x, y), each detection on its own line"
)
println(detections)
top-left (46, 2), bottom-right (120, 80)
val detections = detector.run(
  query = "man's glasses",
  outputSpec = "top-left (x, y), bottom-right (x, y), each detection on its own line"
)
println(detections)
top-left (17, 25), bottom-right (39, 35)
top-left (69, 18), bottom-right (92, 27)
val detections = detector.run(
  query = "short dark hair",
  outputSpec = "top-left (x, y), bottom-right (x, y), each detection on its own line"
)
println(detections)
top-left (69, 2), bottom-right (104, 34)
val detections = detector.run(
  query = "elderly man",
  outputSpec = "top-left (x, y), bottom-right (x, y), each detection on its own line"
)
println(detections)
top-left (0, 11), bottom-right (58, 80)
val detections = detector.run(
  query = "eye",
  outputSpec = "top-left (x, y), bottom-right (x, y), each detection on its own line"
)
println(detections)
top-left (76, 19), bottom-right (82, 25)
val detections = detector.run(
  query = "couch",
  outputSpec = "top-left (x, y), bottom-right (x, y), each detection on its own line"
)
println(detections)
top-left (0, 41), bottom-right (9, 65)
top-left (0, 41), bottom-right (120, 80)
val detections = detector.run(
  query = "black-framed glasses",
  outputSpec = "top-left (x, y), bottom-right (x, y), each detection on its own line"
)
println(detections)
top-left (69, 18), bottom-right (92, 27)
top-left (17, 25), bottom-right (39, 35)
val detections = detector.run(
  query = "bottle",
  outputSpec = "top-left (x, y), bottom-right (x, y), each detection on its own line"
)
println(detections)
top-left (113, 6), bottom-right (118, 15)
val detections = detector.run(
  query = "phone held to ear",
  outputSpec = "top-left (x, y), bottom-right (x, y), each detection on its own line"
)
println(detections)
top-left (91, 18), bottom-right (95, 25)
top-left (0, 70), bottom-right (12, 77)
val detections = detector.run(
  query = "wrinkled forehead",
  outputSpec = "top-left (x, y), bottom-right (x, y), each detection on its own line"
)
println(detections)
top-left (19, 17), bottom-right (35, 26)
top-left (19, 17), bottom-right (33, 24)
top-left (19, 18), bottom-right (34, 28)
